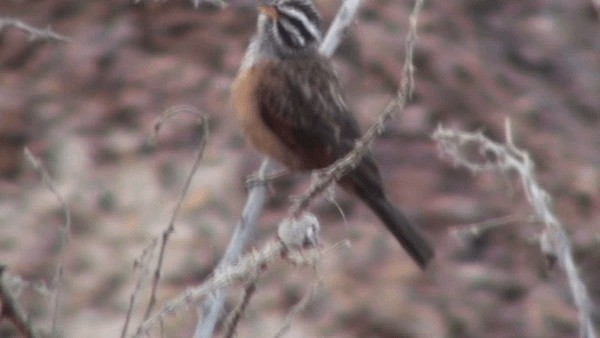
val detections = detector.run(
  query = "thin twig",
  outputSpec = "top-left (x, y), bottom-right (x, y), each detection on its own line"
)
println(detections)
top-left (451, 214), bottom-right (532, 245)
top-left (136, 239), bottom-right (345, 335)
top-left (136, 240), bottom-right (286, 336)
top-left (24, 148), bottom-right (71, 336)
top-left (0, 267), bottom-right (41, 338)
top-left (271, 241), bottom-right (351, 337)
top-left (121, 238), bottom-right (158, 338)
top-left (273, 281), bottom-right (320, 338)
top-left (0, 17), bottom-right (70, 42)
top-left (223, 276), bottom-right (259, 338)
top-left (139, 105), bottom-right (209, 326)
top-left (433, 120), bottom-right (597, 338)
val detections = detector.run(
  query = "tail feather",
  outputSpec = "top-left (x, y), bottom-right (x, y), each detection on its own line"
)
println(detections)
top-left (337, 152), bottom-right (434, 268)
top-left (360, 193), bottom-right (434, 269)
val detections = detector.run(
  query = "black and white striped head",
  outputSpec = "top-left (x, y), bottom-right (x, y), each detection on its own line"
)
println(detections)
top-left (256, 0), bottom-right (322, 58)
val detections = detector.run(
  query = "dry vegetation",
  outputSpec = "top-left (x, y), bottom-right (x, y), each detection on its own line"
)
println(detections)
top-left (0, 0), bottom-right (599, 337)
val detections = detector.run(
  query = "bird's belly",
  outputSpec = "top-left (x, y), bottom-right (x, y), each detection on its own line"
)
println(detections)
top-left (231, 67), bottom-right (304, 170)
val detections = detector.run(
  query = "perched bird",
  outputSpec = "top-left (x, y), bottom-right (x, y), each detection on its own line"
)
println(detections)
top-left (231, 0), bottom-right (434, 268)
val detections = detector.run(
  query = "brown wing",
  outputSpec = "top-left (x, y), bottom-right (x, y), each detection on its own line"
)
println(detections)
top-left (255, 56), bottom-right (361, 169)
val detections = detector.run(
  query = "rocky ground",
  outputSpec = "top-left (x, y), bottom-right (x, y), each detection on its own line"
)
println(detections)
top-left (0, 0), bottom-right (599, 337)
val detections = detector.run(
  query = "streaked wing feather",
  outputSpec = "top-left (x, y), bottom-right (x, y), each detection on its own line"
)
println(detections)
top-left (256, 57), bottom-right (360, 168)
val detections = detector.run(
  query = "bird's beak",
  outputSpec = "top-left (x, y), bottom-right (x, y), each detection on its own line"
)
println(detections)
top-left (258, 5), bottom-right (279, 20)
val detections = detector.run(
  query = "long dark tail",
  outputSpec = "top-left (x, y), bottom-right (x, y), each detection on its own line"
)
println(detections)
top-left (336, 149), bottom-right (434, 268)
top-left (359, 193), bottom-right (434, 269)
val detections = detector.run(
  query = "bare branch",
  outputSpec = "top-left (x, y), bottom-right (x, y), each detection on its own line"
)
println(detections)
top-left (139, 105), bottom-right (209, 324)
top-left (273, 281), bottom-right (320, 338)
top-left (433, 121), bottom-right (597, 338)
top-left (136, 236), bottom-right (343, 336)
top-left (24, 148), bottom-right (71, 336)
top-left (121, 238), bottom-right (158, 338)
top-left (0, 17), bottom-right (70, 42)
top-left (0, 267), bottom-right (41, 338)
top-left (319, 0), bottom-right (362, 57)
top-left (136, 240), bottom-right (287, 336)
top-left (194, 159), bottom-right (273, 338)
top-left (223, 276), bottom-right (258, 338)
top-left (451, 214), bottom-right (535, 249)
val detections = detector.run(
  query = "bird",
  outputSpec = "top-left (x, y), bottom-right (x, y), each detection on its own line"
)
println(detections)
top-left (230, 0), bottom-right (434, 268)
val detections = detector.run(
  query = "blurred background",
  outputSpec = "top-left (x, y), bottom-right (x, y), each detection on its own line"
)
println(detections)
top-left (0, 0), bottom-right (599, 336)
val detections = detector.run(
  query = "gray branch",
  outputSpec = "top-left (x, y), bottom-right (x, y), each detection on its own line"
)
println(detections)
top-left (0, 17), bottom-right (70, 42)
top-left (194, 159), bottom-right (273, 338)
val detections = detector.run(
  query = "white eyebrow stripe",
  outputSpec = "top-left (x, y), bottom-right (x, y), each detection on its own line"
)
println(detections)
top-left (279, 18), bottom-right (306, 46)
top-left (278, 6), bottom-right (321, 41)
